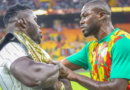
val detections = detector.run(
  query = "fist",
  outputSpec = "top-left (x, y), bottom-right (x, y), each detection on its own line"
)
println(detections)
top-left (54, 81), bottom-right (62, 90)
top-left (49, 60), bottom-right (69, 78)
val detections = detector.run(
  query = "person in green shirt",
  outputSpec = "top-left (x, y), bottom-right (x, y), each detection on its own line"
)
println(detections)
top-left (58, 0), bottom-right (130, 90)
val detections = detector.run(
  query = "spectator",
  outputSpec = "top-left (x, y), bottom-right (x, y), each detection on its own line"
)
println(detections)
top-left (115, 0), bottom-right (130, 7)
top-left (73, 23), bottom-right (80, 29)
top-left (104, 0), bottom-right (116, 7)
top-left (0, 0), bottom-right (130, 14)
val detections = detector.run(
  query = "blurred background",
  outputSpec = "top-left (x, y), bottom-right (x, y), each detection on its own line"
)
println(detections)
top-left (0, 0), bottom-right (130, 90)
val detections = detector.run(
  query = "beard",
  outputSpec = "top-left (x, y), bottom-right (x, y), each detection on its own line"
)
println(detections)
top-left (28, 22), bottom-right (41, 44)
top-left (83, 21), bottom-right (97, 37)
top-left (83, 27), bottom-right (94, 37)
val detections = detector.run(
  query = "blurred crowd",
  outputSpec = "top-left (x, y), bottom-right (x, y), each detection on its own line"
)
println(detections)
top-left (0, 0), bottom-right (36, 13)
top-left (0, 0), bottom-right (130, 13)
top-left (0, 0), bottom-right (130, 60)
top-left (40, 28), bottom-right (90, 60)
top-left (0, 28), bottom-right (6, 39)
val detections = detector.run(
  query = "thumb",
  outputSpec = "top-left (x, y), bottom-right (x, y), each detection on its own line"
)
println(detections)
top-left (49, 60), bottom-right (57, 65)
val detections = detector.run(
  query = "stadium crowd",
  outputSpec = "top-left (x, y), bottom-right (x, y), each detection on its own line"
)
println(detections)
top-left (0, 0), bottom-right (130, 60)
top-left (0, 0), bottom-right (130, 12)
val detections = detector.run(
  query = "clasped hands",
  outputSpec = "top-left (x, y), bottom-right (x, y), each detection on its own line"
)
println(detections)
top-left (49, 60), bottom-right (76, 80)
top-left (49, 60), bottom-right (76, 90)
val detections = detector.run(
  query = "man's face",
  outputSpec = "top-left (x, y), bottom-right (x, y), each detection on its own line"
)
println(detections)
top-left (80, 5), bottom-right (99, 37)
top-left (23, 10), bottom-right (42, 44)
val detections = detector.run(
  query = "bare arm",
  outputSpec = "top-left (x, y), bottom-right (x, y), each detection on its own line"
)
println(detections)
top-left (10, 56), bottom-right (60, 89)
top-left (42, 79), bottom-right (72, 90)
top-left (61, 67), bottom-right (129, 90)
top-left (61, 58), bottom-right (82, 70)
top-left (40, 60), bottom-right (73, 90)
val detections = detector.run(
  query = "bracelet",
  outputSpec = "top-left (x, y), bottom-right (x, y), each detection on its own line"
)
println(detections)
top-left (59, 81), bottom-right (65, 90)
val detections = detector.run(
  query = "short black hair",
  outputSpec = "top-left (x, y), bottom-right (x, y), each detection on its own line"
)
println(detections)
top-left (85, 0), bottom-right (111, 15)
top-left (3, 4), bottom-right (31, 27)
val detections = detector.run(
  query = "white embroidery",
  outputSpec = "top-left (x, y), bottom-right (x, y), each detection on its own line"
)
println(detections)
top-left (101, 47), bottom-right (108, 57)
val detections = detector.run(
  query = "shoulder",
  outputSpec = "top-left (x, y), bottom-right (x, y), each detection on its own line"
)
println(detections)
top-left (0, 42), bottom-right (28, 70)
top-left (85, 41), bottom-right (95, 48)
top-left (6, 42), bottom-right (23, 49)
top-left (4, 42), bottom-right (27, 53)
top-left (87, 40), bottom-right (97, 51)
top-left (112, 37), bottom-right (130, 52)
top-left (0, 42), bottom-right (28, 60)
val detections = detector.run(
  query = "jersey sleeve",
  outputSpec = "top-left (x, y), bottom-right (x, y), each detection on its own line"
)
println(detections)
top-left (0, 42), bottom-right (28, 71)
top-left (110, 37), bottom-right (130, 80)
top-left (66, 42), bottom-right (90, 70)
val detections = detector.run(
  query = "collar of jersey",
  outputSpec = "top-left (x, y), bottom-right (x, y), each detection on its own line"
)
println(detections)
top-left (98, 28), bottom-right (120, 44)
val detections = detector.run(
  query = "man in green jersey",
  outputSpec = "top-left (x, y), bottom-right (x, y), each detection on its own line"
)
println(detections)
top-left (59, 0), bottom-right (130, 90)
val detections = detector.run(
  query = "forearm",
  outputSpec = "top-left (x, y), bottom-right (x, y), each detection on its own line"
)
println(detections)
top-left (61, 59), bottom-right (82, 70)
top-left (70, 73), bottom-right (128, 90)
top-left (70, 73), bottom-right (98, 90)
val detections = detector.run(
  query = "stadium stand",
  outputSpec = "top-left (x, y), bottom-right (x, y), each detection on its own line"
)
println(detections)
top-left (0, 1), bottom-right (130, 90)
top-left (0, 0), bottom-right (130, 60)
top-left (0, 0), bottom-right (130, 13)
top-left (40, 23), bottom-right (130, 60)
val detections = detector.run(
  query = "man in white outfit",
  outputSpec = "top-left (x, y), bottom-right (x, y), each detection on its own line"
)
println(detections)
top-left (0, 4), bottom-right (71, 90)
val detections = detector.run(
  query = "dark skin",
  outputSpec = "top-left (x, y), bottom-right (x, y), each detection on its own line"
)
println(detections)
top-left (43, 79), bottom-right (72, 90)
top-left (60, 1), bottom-right (129, 90)
top-left (7, 9), bottom-right (72, 90)
top-left (11, 56), bottom-right (59, 89)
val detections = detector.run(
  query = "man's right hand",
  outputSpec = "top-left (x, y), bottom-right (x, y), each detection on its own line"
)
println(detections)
top-left (49, 60), bottom-right (78, 81)
top-left (49, 60), bottom-right (69, 78)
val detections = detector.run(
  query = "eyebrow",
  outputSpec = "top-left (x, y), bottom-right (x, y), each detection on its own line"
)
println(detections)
top-left (81, 12), bottom-right (86, 17)
top-left (80, 13), bottom-right (84, 17)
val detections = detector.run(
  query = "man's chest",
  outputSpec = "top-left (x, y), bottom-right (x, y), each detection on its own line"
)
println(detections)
top-left (88, 42), bottom-right (112, 81)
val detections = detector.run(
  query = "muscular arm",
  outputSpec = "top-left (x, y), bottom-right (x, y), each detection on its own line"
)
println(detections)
top-left (10, 56), bottom-right (60, 89)
top-left (61, 59), bottom-right (129, 90)
top-left (63, 68), bottom-right (129, 90)
top-left (60, 58), bottom-right (129, 90)
top-left (74, 74), bottom-right (128, 90)
top-left (61, 43), bottom-right (90, 70)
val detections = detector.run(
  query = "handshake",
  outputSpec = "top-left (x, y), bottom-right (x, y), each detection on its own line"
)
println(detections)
top-left (49, 60), bottom-right (75, 79)
top-left (48, 60), bottom-right (75, 90)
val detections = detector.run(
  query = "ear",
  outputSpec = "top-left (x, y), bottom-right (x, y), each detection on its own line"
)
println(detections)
top-left (98, 11), bottom-right (106, 21)
top-left (18, 18), bottom-right (27, 29)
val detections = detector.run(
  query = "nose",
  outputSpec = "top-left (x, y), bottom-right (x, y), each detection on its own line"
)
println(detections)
top-left (38, 25), bottom-right (40, 29)
top-left (38, 25), bottom-right (42, 33)
top-left (39, 29), bottom-right (42, 33)
top-left (80, 18), bottom-right (85, 26)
